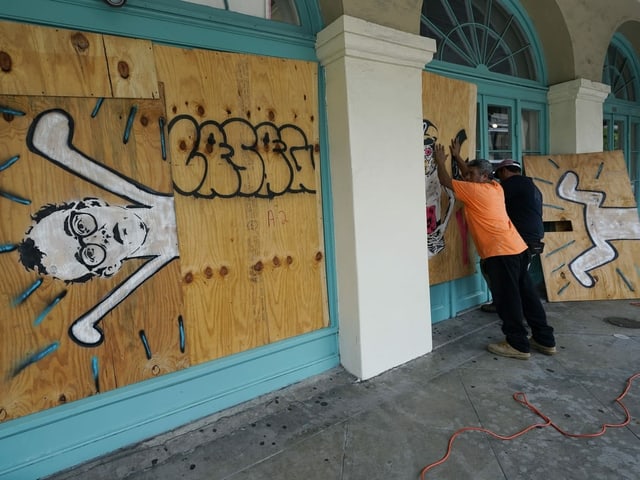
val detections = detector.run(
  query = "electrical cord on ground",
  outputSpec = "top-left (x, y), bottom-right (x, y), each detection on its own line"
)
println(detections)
top-left (420, 372), bottom-right (640, 479)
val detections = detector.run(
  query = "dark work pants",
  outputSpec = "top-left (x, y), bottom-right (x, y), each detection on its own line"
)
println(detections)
top-left (481, 251), bottom-right (555, 352)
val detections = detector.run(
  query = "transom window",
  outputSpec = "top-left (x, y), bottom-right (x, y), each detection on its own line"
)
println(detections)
top-left (181, 0), bottom-right (299, 24)
top-left (420, 0), bottom-right (539, 81)
top-left (603, 37), bottom-right (638, 102)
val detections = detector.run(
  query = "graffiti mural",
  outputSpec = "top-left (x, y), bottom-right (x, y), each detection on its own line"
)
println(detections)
top-left (422, 71), bottom-right (477, 286)
top-left (556, 170), bottom-right (640, 288)
top-left (424, 121), bottom-right (468, 258)
top-left (0, 26), bottom-right (327, 422)
top-left (21, 109), bottom-right (179, 346)
top-left (524, 151), bottom-right (640, 301)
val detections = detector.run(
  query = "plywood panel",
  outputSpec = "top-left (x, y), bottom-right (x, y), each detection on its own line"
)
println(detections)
top-left (0, 20), bottom-right (111, 97)
top-left (422, 71), bottom-right (477, 285)
top-left (153, 45), bottom-right (328, 364)
top-left (103, 35), bottom-right (160, 99)
top-left (0, 96), bottom-right (185, 420)
top-left (524, 151), bottom-right (640, 301)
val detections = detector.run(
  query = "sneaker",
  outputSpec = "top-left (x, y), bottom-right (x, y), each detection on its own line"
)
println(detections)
top-left (529, 337), bottom-right (557, 356)
top-left (480, 302), bottom-right (497, 313)
top-left (487, 341), bottom-right (530, 360)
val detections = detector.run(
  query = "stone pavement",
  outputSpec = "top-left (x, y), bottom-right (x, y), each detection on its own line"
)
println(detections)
top-left (47, 299), bottom-right (640, 480)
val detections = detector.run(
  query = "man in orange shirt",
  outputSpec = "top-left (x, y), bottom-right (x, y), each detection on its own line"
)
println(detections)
top-left (434, 139), bottom-right (556, 359)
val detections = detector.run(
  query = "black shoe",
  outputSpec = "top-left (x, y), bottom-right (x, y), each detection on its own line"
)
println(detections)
top-left (480, 302), bottom-right (497, 313)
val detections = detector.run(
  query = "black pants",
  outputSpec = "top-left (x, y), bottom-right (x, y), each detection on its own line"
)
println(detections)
top-left (481, 251), bottom-right (555, 352)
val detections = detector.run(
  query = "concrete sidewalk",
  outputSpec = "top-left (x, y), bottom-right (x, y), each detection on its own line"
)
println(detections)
top-left (47, 299), bottom-right (640, 480)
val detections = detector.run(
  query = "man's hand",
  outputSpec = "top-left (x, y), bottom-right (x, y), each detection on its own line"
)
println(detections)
top-left (434, 143), bottom-right (453, 190)
top-left (434, 143), bottom-right (447, 165)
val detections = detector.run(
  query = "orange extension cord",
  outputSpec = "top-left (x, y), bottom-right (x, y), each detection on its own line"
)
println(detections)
top-left (420, 372), bottom-right (640, 479)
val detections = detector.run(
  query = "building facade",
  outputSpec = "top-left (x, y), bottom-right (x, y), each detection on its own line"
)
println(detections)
top-left (0, 0), bottom-right (638, 477)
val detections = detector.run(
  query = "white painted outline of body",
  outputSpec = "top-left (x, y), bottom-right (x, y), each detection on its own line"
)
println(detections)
top-left (556, 170), bottom-right (640, 287)
top-left (24, 109), bottom-right (179, 346)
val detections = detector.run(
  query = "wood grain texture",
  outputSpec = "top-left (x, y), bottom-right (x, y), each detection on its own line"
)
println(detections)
top-left (0, 21), bottom-right (111, 97)
top-left (153, 45), bottom-right (328, 364)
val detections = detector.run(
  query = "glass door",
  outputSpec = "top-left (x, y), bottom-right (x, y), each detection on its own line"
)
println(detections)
top-left (604, 113), bottom-right (640, 213)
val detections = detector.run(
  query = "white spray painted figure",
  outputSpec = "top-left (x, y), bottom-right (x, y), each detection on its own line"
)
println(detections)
top-left (18, 109), bottom-right (179, 347)
top-left (556, 170), bottom-right (640, 287)
top-left (424, 120), bottom-right (455, 257)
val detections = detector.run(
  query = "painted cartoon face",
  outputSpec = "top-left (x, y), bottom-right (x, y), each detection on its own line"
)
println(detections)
top-left (25, 199), bottom-right (148, 281)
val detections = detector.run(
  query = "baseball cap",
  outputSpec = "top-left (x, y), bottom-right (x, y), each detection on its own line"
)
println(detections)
top-left (493, 159), bottom-right (521, 173)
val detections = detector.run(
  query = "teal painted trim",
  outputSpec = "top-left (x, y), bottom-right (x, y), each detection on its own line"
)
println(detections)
top-left (0, 327), bottom-right (339, 480)
top-left (426, 61), bottom-right (548, 102)
top-left (0, 0), bottom-right (321, 61)
top-left (316, 66), bottom-right (339, 328)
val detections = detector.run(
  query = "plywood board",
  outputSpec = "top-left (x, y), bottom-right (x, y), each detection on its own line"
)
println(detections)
top-left (153, 45), bottom-right (328, 365)
top-left (0, 22), bottom-right (330, 423)
top-left (422, 71), bottom-right (477, 285)
top-left (103, 35), bottom-right (160, 99)
top-left (0, 96), bottom-right (186, 421)
top-left (524, 151), bottom-right (640, 301)
top-left (0, 20), bottom-right (112, 97)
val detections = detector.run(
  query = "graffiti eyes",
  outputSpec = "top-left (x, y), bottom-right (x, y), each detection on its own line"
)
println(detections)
top-left (68, 212), bottom-right (106, 268)
top-left (79, 244), bottom-right (107, 268)
top-left (70, 212), bottom-right (98, 237)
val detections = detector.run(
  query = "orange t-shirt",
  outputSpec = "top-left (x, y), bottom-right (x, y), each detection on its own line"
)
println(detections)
top-left (452, 179), bottom-right (527, 259)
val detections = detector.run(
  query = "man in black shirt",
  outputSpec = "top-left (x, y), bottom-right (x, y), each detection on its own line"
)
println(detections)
top-left (494, 159), bottom-right (545, 253)
top-left (480, 159), bottom-right (547, 317)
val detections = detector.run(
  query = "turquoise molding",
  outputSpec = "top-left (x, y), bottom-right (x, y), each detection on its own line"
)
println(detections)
top-left (0, 328), bottom-right (339, 479)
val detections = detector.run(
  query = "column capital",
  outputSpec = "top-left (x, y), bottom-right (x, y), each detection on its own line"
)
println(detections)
top-left (316, 15), bottom-right (436, 69)
top-left (548, 78), bottom-right (611, 105)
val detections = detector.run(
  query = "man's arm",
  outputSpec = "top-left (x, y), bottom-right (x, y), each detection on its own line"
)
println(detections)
top-left (434, 143), bottom-right (454, 190)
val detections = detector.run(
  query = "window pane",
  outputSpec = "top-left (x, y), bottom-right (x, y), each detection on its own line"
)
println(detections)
top-left (181, 0), bottom-right (300, 24)
top-left (631, 121), bottom-right (640, 198)
top-left (614, 120), bottom-right (625, 150)
top-left (521, 109), bottom-right (540, 154)
top-left (488, 105), bottom-right (512, 160)
top-left (603, 119), bottom-right (610, 151)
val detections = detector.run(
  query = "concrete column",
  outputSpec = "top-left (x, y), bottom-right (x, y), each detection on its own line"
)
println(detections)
top-left (316, 15), bottom-right (436, 380)
top-left (548, 78), bottom-right (611, 154)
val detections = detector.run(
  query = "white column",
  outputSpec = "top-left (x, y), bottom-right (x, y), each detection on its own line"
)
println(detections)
top-left (548, 78), bottom-right (611, 154)
top-left (316, 15), bottom-right (436, 380)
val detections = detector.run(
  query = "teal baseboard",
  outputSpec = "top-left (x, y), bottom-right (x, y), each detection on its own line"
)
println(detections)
top-left (0, 328), bottom-right (339, 480)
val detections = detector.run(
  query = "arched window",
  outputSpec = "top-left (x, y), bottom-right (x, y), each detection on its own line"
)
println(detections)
top-left (420, 0), bottom-right (541, 82)
top-left (602, 33), bottom-right (640, 211)
top-left (603, 35), bottom-right (638, 102)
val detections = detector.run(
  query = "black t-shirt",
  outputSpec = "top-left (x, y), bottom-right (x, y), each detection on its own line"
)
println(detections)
top-left (501, 174), bottom-right (544, 245)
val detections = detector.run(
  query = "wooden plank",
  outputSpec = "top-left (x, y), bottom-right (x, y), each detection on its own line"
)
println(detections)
top-left (103, 35), bottom-right (160, 99)
top-left (0, 96), bottom-right (185, 421)
top-left (524, 151), bottom-right (640, 301)
top-left (422, 71), bottom-right (478, 285)
top-left (0, 20), bottom-right (111, 97)
top-left (153, 45), bottom-right (328, 364)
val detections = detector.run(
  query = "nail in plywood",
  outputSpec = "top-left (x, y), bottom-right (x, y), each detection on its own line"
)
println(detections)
top-left (524, 150), bottom-right (640, 301)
